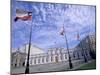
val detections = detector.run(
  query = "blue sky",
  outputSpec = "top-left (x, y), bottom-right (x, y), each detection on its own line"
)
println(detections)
top-left (11, 0), bottom-right (96, 52)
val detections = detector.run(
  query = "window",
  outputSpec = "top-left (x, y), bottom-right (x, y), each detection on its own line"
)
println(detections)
top-left (60, 55), bottom-right (62, 60)
top-left (55, 56), bottom-right (58, 62)
top-left (51, 56), bottom-right (53, 61)
top-left (65, 54), bottom-right (67, 59)
top-left (42, 57), bottom-right (44, 63)
top-left (77, 52), bottom-right (79, 59)
top-left (22, 62), bottom-right (25, 67)
top-left (15, 63), bottom-right (17, 67)
top-left (30, 59), bottom-right (32, 65)
top-left (34, 59), bottom-right (36, 64)
top-left (46, 56), bottom-right (48, 62)
top-left (73, 53), bottom-right (75, 58)
top-left (38, 58), bottom-right (40, 63)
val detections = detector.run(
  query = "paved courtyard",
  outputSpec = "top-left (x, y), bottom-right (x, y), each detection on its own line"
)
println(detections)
top-left (11, 59), bottom-right (87, 74)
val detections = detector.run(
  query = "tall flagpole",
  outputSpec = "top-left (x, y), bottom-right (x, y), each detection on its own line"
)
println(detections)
top-left (63, 24), bottom-right (73, 69)
top-left (78, 34), bottom-right (87, 62)
top-left (88, 34), bottom-right (96, 59)
top-left (25, 18), bottom-right (33, 74)
top-left (14, 8), bottom-right (33, 73)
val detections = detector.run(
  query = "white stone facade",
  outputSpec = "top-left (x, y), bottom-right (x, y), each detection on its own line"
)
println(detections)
top-left (24, 47), bottom-right (91, 66)
top-left (25, 48), bottom-right (69, 66)
top-left (12, 47), bottom-right (92, 67)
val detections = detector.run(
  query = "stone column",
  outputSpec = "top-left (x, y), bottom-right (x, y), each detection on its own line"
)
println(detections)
top-left (25, 57), bottom-right (27, 66)
top-left (34, 57), bottom-right (36, 65)
top-left (40, 57), bottom-right (42, 64)
top-left (36, 57), bottom-right (38, 64)
top-left (58, 54), bottom-right (61, 62)
top-left (44, 56), bottom-right (47, 64)
top-left (63, 54), bottom-right (66, 61)
top-left (49, 55), bottom-right (52, 63)
top-left (32, 58), bottom-right (34, 65)
top-left (46, 55), bottom-right (49, 63)
top-left (16, 55), bottom-right (20, 67)
top-left (41, 56), bottom-right (44, 64)
top-left (35, 57), bottom-right (38, 64)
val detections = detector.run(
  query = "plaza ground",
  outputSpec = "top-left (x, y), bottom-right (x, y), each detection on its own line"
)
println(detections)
top-left (11, 59), bottom-right (96, 74)
top-left (76, 60), bottom-right (96, 70)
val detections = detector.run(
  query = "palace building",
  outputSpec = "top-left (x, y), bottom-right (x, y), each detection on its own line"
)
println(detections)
top-left (11, 34), bottom-right (96, 68)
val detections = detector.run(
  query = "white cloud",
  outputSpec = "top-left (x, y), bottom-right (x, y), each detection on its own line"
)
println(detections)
top-left (12, 2), bottom-right (95, 50)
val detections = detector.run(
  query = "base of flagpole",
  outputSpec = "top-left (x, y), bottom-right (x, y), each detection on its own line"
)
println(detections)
top-left (68, 56), bottom-right (73, 69)
top-left (25, 67), bottom-right (29, 74)
top-left (69, 60), bottom-right (73, 69)
top-left (69, 62), bottom-right (73, 69)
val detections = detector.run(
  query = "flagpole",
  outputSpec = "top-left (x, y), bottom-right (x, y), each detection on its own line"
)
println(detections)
top-left (79, 37), bottom-right (87, 62)
top-left (63, 25), bottom-right (73, 69)
top-left (88, 35), bottom-right (96, 59)
top-left (25, 20), bottom-right (33, 74)
top-left (14, 9), bottom-right (33, 73)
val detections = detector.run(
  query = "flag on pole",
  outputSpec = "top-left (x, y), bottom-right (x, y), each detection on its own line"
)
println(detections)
top-left (60, 25), bottom-right (65, 36)
top-left (77, 33), bottom-right (80, 40)
top-left (14, 9), bottom-right (32, 22)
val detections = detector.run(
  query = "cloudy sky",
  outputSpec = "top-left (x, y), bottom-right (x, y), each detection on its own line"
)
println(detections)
top-left (11, 0), bottom-right (96, 52)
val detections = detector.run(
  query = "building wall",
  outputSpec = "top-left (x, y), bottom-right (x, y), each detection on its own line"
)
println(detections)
top-left (12, 47), bottom-right (92, 67)
top-left (75, 34), bottom-right (96, 60)
top-left (12, 34), bottom-right (95, 67)
top-left (26, 48), bottom-right (91, 66)
top-left (11, 52), bottom-right (27, 67)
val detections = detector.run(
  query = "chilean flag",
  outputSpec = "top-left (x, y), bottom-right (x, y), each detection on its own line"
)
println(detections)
top-left (77, 33), bottom-right (80, 40)
top-left (14, 9), bottom-right (32, 22)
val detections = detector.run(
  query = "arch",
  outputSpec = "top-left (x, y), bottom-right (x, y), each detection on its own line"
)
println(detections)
top-left (22, 62), bottom-right (25, 67)
top-left (55, 56), bottom-right (58, 62)
top-left (65, 54), bottom-right (67, 59)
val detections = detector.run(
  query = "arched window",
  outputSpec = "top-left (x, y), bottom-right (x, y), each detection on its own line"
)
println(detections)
top-left (73, 53), bottom-right (75, 58)
top-left (30, 59), bottom-right (32, 65)
top-left (65, 54), bottom-right (67, 59)
top-left (60, 54), bottom-right (62, 60)
top-left (34, 59), bottom-right (36, 64)
top-left (15, 63), bottom-right (17, 67)
top-left (55, 56), bottom-right (58, 62)
top-left (22, 62), bottom-right (25, 67)
top-left (38, 58), bottom-right (40, 63)
top-left (51, 56), bottom-right (53, 61)
top-left (42, 57), bottom-right (44, 63)
top-left (46, 56), bottom-right (48, 62)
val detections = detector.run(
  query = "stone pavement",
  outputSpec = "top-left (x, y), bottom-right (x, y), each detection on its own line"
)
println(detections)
top-left (11, 59), bottom-right (88, 74)
top-left (71, 60), bottom-right (96, 70)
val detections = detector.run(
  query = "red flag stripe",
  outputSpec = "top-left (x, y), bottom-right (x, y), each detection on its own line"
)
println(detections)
top-left (14, 9), bottom-right (32, 22)
top-left (77, 33), bottom-right (80, 40)
top-left (18, 15), bottom-right (32, 21)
